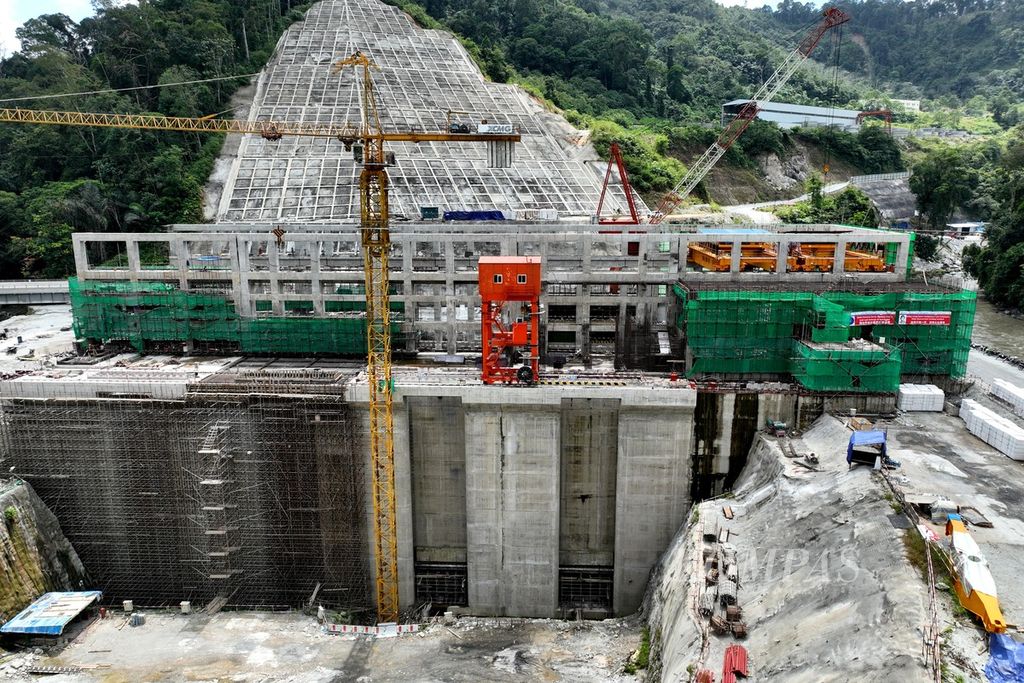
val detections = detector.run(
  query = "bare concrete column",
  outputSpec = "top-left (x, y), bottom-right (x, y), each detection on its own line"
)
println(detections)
top-left (127, 240), bottom-right (142, 280)
top-left (235, 236), bottom-right (251, 315)
top-left (896, 238), bottom-right (910, 274)
top-left (391, 398), bottom-right (416, 609)
top-left (464, 402), bottom-right (560, 617)
top-left (614, 404), bottom-right (694, 615)
top-left (776, 239), bottom-right (789, 274)
top-left (269, 242), bottom-right (284, 315)
top-left (715, 393), bottom-right (735, 478)
top-left (833, 241), bottom-right (847, 274)
top-left (176, 238), bottom-right (189, 290)
top-left (72, 238), bottom-right (89, 277)
top-left (730, 240), bottom-right (742, 273)
top-left (311, 240), bottom-right (324, 315)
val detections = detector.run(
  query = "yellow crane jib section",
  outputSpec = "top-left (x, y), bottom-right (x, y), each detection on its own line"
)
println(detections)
top-left (0, 108), bottom-right (520, 144)
top-left (945, 514), bottom-right (1007, 633)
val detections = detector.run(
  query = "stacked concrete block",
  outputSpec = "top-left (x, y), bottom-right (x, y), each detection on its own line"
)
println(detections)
top-left (897, 384), bottom-right (945, 412)
top-left (990, 378), bottom-right (1024, 418)
top-left (960, 399), bottom-right (1024, 460)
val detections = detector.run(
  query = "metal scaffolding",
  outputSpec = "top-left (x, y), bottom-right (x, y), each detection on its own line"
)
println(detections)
top-left (0, 368), bottom-right (373, 613)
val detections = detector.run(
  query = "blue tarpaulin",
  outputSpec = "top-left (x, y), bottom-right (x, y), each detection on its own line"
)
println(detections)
top-left (986, 633), bottom-right (1024, 683)
top-left (0, 591), bottom-right (102, 636)
top-left (847, 430), bottom-right (887, 464)
top-left (443, 210), bottom-right (505, 221)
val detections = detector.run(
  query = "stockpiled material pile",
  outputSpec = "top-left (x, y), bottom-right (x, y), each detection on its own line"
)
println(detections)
top-left (990, 379), bottom-right (1024, 418)
top-left (960, 399), bottom-right (1024, 460)
top-left (898, 384), bottom-right (945, 412)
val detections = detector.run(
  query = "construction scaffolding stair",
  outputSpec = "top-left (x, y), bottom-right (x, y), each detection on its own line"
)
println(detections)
top-left (194, 423), bottom-right (242, 586)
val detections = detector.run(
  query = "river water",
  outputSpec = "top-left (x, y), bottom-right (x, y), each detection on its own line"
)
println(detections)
top-left (972, 298), bottom-right (1024, 358)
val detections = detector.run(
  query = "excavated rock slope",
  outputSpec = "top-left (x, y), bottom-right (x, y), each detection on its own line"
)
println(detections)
top-left (644, 416), bottom-right (930, 682)
top-left (0, 479), bottom-right (87, 622)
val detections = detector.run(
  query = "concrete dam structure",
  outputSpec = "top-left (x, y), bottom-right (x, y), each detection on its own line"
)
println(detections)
top-left (0, 358), bottom-right (695, 618)
top-left (0, 0), bottom-right (978, 639)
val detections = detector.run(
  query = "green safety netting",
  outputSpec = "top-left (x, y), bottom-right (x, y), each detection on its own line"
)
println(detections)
top-left (674, 285), bottom-right (975, 392)
top-left (69, 278), bottom-right (402, 355)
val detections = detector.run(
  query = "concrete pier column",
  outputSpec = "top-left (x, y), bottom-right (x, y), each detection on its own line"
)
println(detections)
top-left (896, 239), bottom-right (910, 274)
top-left (730, 240), bottom-right (743, 273)
top-left (392, 401), bottom-right (416, 608)
top-left (715, 393), bottom-right (735, 477)
top-left (614, 404), bottom-right (693, 614)
top-left (464, 402), bottom-right (560, 617)
top-left (73, 239), bottom-right (90, 276)
top-left (833, 241), bottom-right (847, 273)
top-left (127, 240), bottom-right (142, 279)
top-left (776, 240), bottom-right (789, 274)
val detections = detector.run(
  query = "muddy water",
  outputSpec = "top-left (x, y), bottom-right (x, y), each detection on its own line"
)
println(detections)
top-left (972, 298), bottom-right (1024, 357)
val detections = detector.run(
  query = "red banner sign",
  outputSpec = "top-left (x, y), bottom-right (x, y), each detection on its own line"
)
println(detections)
top-left (898, 311), bottom-right (951, 326)
top-left (849, 311), bottom-right (896, 326)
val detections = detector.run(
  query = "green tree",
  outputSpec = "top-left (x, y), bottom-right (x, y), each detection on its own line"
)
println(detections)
top-left (806, 172), bottom-right (824, 212)
top-left (910, 147), bottom-right (976, 229)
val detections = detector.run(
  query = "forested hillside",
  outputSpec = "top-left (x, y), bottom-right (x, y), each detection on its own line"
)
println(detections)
top-left (391, 0), bottom-right (905, 204)
top-left (0, 0), bottom-right (1020, 283)
top-left (771, 0), bottom-right (1024, 118)
top-left (0, 1), bottom-right (309, 278)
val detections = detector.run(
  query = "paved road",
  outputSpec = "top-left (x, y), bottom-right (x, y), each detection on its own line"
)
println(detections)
top-left (967, 350), bottom-right (1024, 388)
top-left (725, 181), bottom-right (850, 224)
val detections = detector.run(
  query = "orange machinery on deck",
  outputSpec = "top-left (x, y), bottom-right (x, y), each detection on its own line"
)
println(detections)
top-left (687, 242), bottom-right (890, 273)
top-left (479, 256), bottom-right (542, 385)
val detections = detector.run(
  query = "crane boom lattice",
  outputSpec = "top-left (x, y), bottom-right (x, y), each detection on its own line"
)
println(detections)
top-left (650, 6), bottom-right (850, 224)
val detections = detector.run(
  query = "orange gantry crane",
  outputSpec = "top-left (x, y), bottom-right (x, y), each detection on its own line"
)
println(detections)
top-left (596, 142), bottom-right (641, 225)
top-left (0, 51), bottom-right (521, 624)
top-left (856, 109), bottom-right (893, 135)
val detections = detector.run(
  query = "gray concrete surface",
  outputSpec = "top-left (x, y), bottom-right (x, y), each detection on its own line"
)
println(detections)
top-left (0, 281), bottom-right (69, 305)
top-left (0, 612), bottom-right (642, 682)
top-left (216, 0), bottom-right (639, 222)
top-left (646, 416), bottom-right (931, 682)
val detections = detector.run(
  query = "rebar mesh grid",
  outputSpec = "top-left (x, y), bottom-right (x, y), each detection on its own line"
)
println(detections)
top-left (219, 0), bottom-right (638, 222)
top-left (0, 375), bottom-right (373, 612)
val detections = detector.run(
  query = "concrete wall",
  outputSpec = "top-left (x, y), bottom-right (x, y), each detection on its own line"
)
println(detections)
top-left (408, 397), bottom-right (467, 565)
top-left (465, 403), bottom-right (561, 616)
top-left (357, 380), bottom-right (698, 618)
top-left (559, 398), bottom-right (618, 568)
top-left (613, 405), bottom-right (694, 614)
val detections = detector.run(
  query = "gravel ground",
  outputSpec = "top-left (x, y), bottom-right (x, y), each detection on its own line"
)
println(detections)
top-left (0, 612), bottom-right (642, 682)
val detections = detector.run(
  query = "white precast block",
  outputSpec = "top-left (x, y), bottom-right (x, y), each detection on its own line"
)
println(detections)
top-left (991, 379), bottom-right (1024, 418)
top-left (898, 384), bottom-right (944, 412)
top-left (960, 399), bottom-right (1024, 460)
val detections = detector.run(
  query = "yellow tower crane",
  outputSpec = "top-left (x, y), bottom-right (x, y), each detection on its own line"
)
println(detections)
top-left (0, 52), bottom-right (521, 623)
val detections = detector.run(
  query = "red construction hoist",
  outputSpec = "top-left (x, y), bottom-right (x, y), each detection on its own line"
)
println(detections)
top-left (478, 256), bottom-right (541, 385)
top-left (595, 142), bottom-right (641, 225)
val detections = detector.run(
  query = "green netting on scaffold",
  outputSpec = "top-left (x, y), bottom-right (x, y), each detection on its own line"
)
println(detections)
top-left (792, 342), bottom-right (902, 393)
top-left (675, 287), bottom-right (976, 391)
top-left (69, 278), bottom-right (398, 355)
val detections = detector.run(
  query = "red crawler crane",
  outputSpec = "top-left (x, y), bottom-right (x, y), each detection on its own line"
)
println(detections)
top-left (479, 256), bottom-right (541, 385)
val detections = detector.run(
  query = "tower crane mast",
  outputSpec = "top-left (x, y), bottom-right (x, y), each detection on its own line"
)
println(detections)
top-left (649, 7), bottom-right (850, 224)
top-left (0, 52), bottom-right (520, 625)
